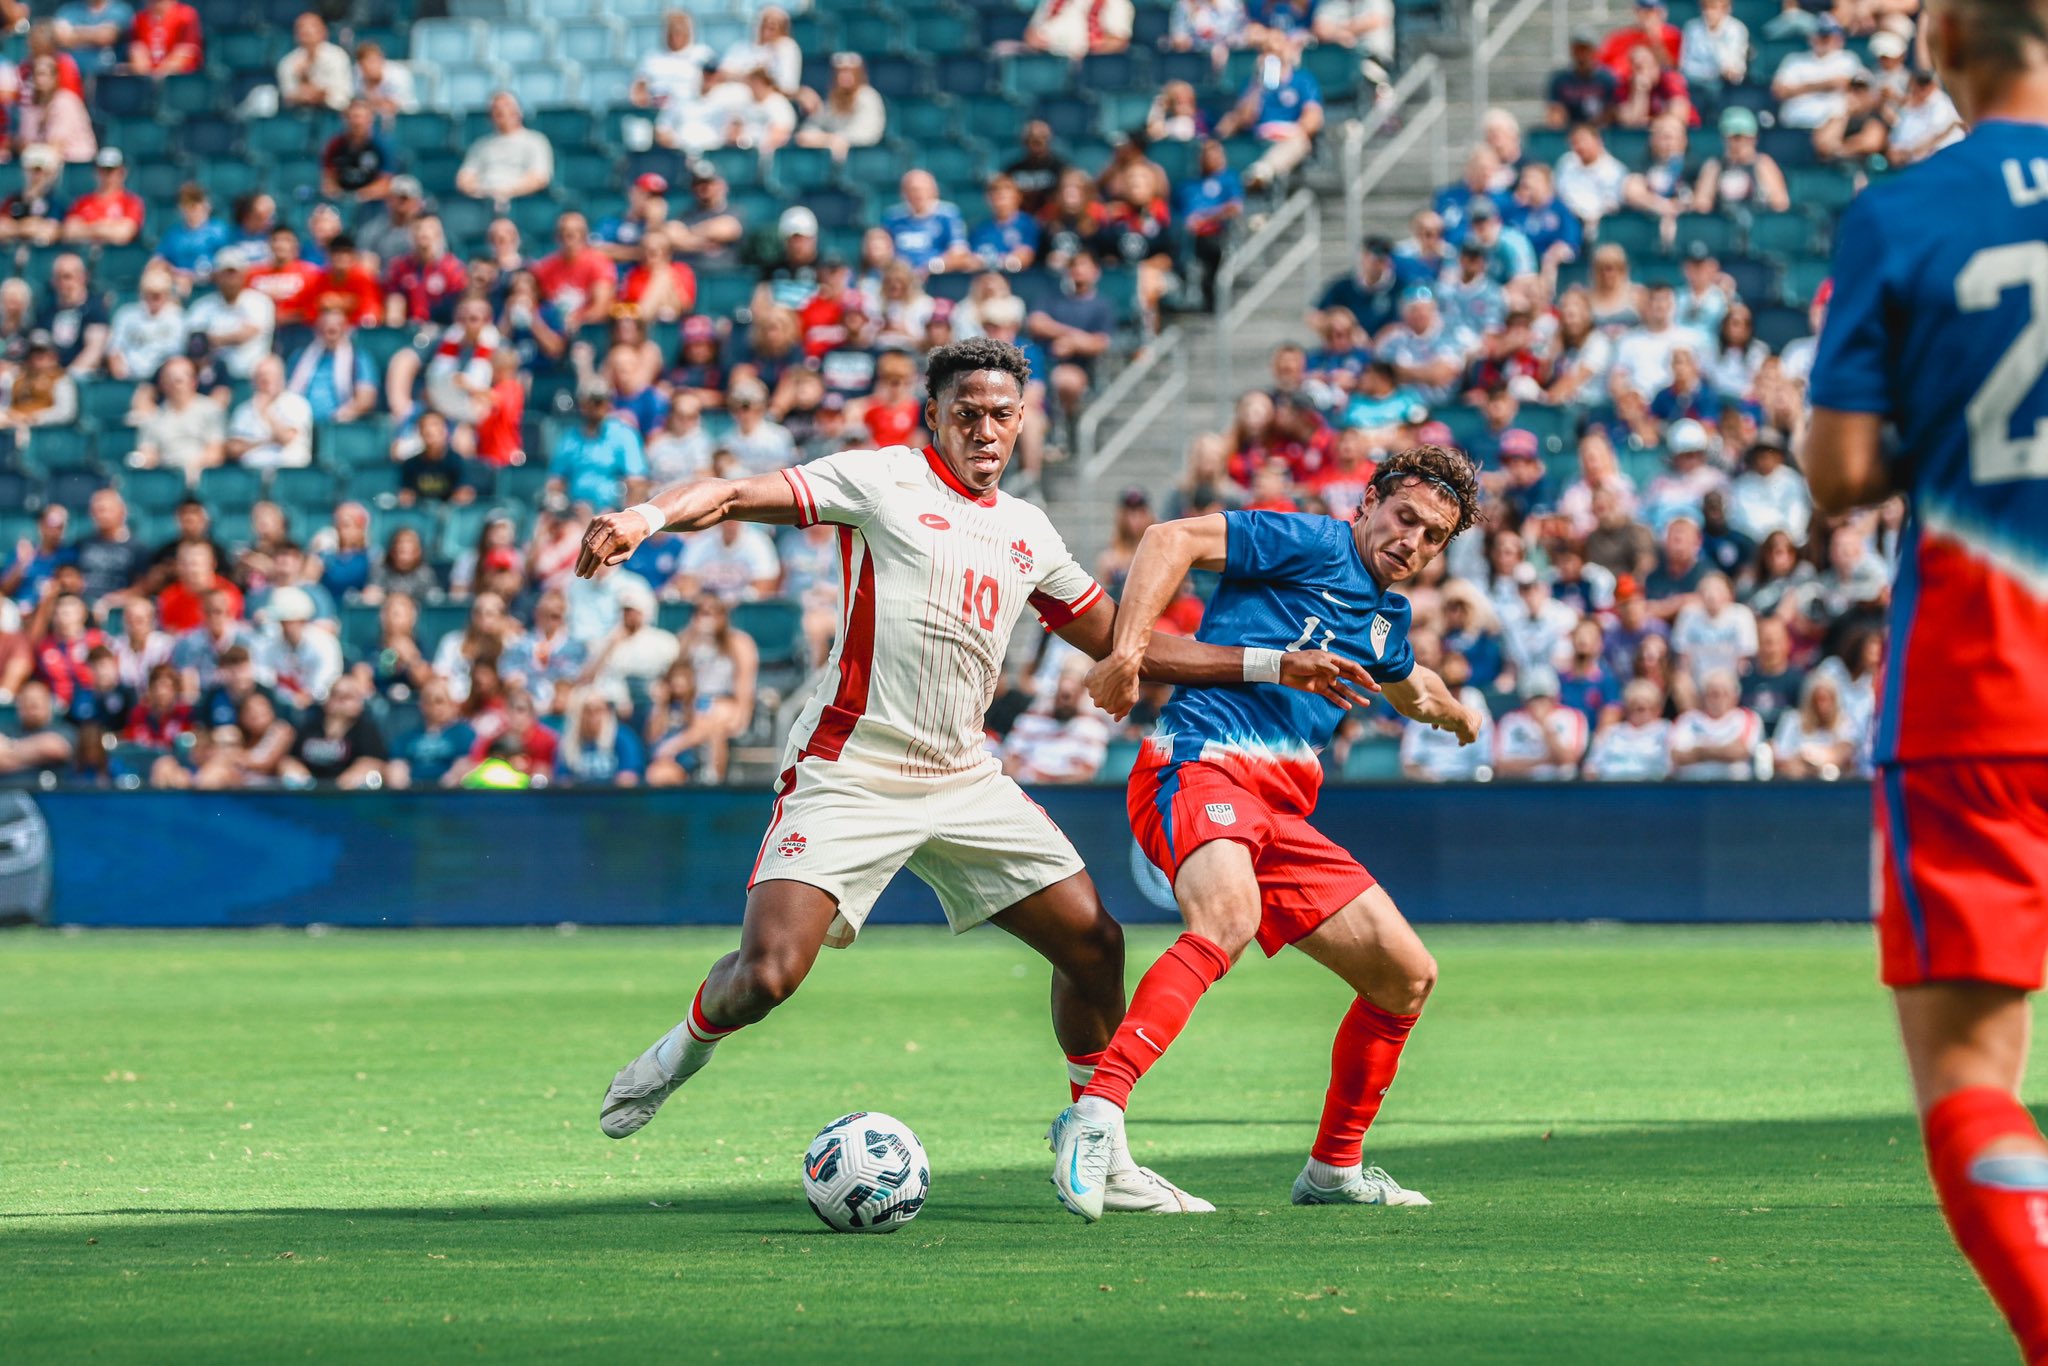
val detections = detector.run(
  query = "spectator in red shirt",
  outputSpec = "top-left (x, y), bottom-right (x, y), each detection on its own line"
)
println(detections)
top-left (532, 212), bottom-right (617, 331)
top-left (156, 543), bottom-right (242, 634)
top-left (462, 687), bottom-right (556, 779)
top-left (310, 234), bottom-right (384, 328)
top-left (249, 226), bottom-right (324, 324)
top-left (129, 0), bottom-right (202, 75)
top-left (125, 661), bottom-right (194, 749)
top-left (618, 230), bottom-right (697, 322)
top-left (474, 347), bottom-right (527, 467)
top-left (61, 148), bottom-right (145, 247)
top-left (33, 591), bottom-right (105, 708)
top-left (383, 215), bottom-right (468, 327)
top-left (1597, 0), bottom-right (1680, 83)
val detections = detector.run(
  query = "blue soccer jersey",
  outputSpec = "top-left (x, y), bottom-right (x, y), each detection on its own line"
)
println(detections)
top-left (1810, 120), bottom-right (2048, 763)
top-left (1153, 511), bottom-right (1415, 814)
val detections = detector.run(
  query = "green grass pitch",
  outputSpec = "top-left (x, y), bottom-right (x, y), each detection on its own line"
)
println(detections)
top-left (0, 924), bottom-right (2027, 1364)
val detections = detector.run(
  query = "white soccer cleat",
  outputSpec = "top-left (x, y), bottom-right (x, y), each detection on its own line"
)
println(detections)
top-left (598, 1024), bottom-right (710, 1139)
top-left (1290, 1163), bottom-right (1432, 1207)
top-left (1046, 1105), bottom-right (1119, 1222)
top-left (1102, 1161), bottom-right (1215, 1214)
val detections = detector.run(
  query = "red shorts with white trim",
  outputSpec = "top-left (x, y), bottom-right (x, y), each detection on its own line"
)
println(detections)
top-left (1876, 760), bottom-right (2048, 991)
top-left (1127, 748), bottom-right (1374, 957)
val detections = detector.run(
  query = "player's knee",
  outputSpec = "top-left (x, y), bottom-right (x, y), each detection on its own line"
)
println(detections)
top-left (1071, 911), bottom-right (1125, 981)
top-left (733, 954), bottom-right (809, 1011)
top-left (1385, 954), bottom-right (1438, 1014)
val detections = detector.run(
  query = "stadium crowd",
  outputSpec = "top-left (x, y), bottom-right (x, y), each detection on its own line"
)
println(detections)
top-left (0, 0), bottom-right (1921, 789)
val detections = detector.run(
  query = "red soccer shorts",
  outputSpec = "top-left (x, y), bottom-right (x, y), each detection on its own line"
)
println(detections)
top-left (1876, 760), bottom-right (2048, 991)
top-left (1127, 749), bottom-right (1374, 957)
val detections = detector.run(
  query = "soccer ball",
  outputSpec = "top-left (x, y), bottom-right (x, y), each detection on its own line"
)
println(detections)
top-left (801, 1111), bottom-right (930, 1234)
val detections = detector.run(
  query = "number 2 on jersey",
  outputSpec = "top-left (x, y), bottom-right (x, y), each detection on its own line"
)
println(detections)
top-left (1958, 241), bottom-right (2048, 484)
top-left (960, 570), bottom-right (1000, 630)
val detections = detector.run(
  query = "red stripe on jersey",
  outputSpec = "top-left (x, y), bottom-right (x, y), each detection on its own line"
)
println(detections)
top-left (923, 444), bottom-right (999, 507)
top-left (780, 467), bottom-right (818, 526)
top-left (806, 528), bottom-right (877, 761)
top-left (747, 766), bottom-right (798, 887)
top-left (1030, 580), bottom-right (1106, 630)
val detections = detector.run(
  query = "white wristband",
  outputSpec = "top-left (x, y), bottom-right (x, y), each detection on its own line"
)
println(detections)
top-left (625, 503), bottom-right (667, 538)
top-left (1242, 647), bottom-right (1284, 685)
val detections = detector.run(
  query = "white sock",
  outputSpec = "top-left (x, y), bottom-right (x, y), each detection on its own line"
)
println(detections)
top-left (1074, 1095), bottom-right (1125, 1127)
top-left (1306, 1157), bottom-right (1359, 1188)
top-left (652, 1021), bottom-right (721, 1077)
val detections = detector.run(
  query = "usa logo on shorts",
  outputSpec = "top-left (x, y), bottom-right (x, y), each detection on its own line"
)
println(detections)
top-left (778, 832), bottom-right (808, 859)
top-left (1010, 540), bottom-right (1034, 574)
top-left (1205, 803), bottom-right (1236, 826)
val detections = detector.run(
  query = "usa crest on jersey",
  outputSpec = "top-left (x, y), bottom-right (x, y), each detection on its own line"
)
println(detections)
top-left (1205, 803), bottom-right (1237, 826)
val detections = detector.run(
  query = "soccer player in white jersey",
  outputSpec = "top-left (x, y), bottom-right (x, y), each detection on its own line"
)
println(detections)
top-left (573, 339), bottom-right (1377, 1216)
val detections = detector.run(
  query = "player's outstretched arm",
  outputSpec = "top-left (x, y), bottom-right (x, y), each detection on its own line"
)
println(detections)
top-left (1381, 665), bottom-right (1481, 746)
top-left (575, 473), bottom-right (801, 578)
top-left (1804, 409), bottom-right (1890, 515)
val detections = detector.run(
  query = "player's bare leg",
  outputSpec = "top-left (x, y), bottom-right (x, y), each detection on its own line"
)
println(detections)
top-left (1050, 840), bottom-right (1259, 1219)
top-left (1288, 884), bottom-right (1436, 1206)
top-left (995, 870), bottom-right (1214, 1214)
top-left (1896, 981), bottom-right (2048, 1362)
top-left (599, 881), bottom-right (840, 1139)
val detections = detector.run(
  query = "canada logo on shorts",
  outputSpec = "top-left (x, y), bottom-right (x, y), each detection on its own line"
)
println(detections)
top-left (777, 832), bottom-right (808, 859)
top-left (1205, 803), bottom-right (1237, 826)
top-left (1010, 540), bottom-right (1034, 574)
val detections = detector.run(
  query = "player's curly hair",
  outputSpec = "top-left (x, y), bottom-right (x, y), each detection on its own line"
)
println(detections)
top-left (1371, 443), bottom-right (1483, 538)
top-left (924, 338), bottom-right (1032, 404)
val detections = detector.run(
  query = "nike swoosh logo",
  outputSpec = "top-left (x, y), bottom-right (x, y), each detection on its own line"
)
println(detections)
top-left (1135, 1027), bottom-right (1164, 1055)
top-left (894, 480), bottom-right (924, 490)
top-left (1068, 1143), bottom-right (1092, 1196)
top-left (807, 1153), bottom-right (829, 1180)
top-left (1320, 591), bottom-right (1353, 608)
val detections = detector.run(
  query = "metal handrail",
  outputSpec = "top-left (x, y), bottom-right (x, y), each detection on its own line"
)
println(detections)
top-left (1472, 0), bottom-right (1572, 136)
top-left (1210, 188), bottom-right (1319, 403)
top-left (1341, 55), bottom-right (1449, 259)
top-left (1074, 325), bottom-right (1185, 475)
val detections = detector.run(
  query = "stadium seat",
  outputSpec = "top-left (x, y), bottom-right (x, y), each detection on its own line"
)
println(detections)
top-left (511, 64), bottom-right (582, 108)
top-left (93, 427), bottom-right (139, 469)
top-left (1155, 48), bottom-right (1219, 94)
top-left (1300, 44), bottom-right (1362, 103)
top-left (1674, 214), bottom-right (1739, 258)
top-left (346, 465), bottom-right (404, 504)
top-left (1101, 737), bottom-right (1141, 781)
top-left (1725, 257), bottom-right (1779, 305)
top-left (1595, 212), bottom-right (1664, 259)
top-left (159, 74), bottom-right (223, 118)
top-left (1786, 166), bottom-right (1857, 215)
top-left (1752, 302), bottom-right (1810, 352)
top-left (656, 600), bottom-right (696, 633)
top-left (321, 421), bottom-right (396, 468)
top-left (557, 19), bottom-right (621, 66)
top-left (395, 110), bottom-right (458, 151)
top-left (1080, 51), bottom-right (1150, 95)
top-left (122, 467), bottom-right (188, 514)
top-left (733, 600), bottom-right (805, 669)
top-left (935, 53), bottom-right (995, 98)
top-left (771, 145), bottom-right (841, 194)
top-left (961, 95), bottom-right (1028, 147)
top-left (23, 427), bottom-right (94, 473)
top-left (908, 8), bottom-right (975, 55)
top-left (77, 381), bottom-right (135, 430)
top-left (843, 142), bottom-right (910, 189)
top-left (434, 61), bottom-right (506, 112)
top-left (414, 18), bottom-right (486, 67)
top-left (1781, 257), bottom-right (1831, 307)
top-left (1746, 210), bottom-right (1813, 260)
top-left (912, 140), bottom-right (986, 193)
top-left (867, 53), bottom-right (933, 101)
top-left (1340, 737), bottom-right (1404, 781)
top-left (341, 602), bottom-right (385, 660)
top-left (694, 271), bottom-right (757, 321)
top-left (1002, 52), bottom-right (1072, 101)
top-left (271, 466), bottom-right (340, 511)
top-left (1096, 90), bottom-right (1155, 141)
top-left (803, 186), bottom-right (870, 232)
top-left (198, 464), bottom-right (264, 512)
top-left (94, 74), bottom-right (157, 119)
top-left (44, 468), bottom-right (106, 514)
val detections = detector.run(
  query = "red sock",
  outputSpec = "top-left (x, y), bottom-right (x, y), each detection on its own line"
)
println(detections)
top-left (1065, 1050), bottom-right (1105, 1103)
top-left (1079, 934), bottom-right (1232, 1109)
top-left (687, 982), bottom-right (740, 1043)
top-left (1924, 1086), bottom-right (2048, 1365)
top-left (1312, 997), bottom-right (1418, 1167)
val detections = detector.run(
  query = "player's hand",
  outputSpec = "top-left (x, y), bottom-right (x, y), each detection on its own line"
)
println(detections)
top-left (576, 509), bottom-right (649, 578)
top-left (1442, 703), bottom-right (1480, 747)
top-left (1084, 650), bottom-right (1144, 720)
top-left (1280, 650), bottom-right (1380, 711)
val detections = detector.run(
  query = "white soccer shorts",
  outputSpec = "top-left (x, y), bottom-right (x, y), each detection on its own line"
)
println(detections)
top-left (747, 755), bottom-right (1085, 948)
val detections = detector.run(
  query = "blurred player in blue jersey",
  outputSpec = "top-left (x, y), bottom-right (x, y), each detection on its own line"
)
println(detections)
top-left (1044, 444), bottom-right (1484, 1220)
top-left (1807, 5), bottom-right (2048, 1358)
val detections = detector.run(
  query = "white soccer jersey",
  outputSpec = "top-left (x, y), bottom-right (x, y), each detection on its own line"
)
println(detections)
top-left (1491, 704), bottom-right (1588, 780)
top-left (1669, 706), bottom-right (1762, 780)
top-left (1584, 719), bottom-right (1673, 781)
top-left (779, 444), bottom-right (1105, 777)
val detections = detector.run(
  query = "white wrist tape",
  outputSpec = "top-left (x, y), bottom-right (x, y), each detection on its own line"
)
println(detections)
top-left (1242, 647), bottom-right (1284, 685)
top-left (625, 503), bottom-right (667, 538)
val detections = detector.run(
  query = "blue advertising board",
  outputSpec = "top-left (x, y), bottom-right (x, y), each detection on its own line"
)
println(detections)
top-left (25, 783), bottom-right (1872, 928)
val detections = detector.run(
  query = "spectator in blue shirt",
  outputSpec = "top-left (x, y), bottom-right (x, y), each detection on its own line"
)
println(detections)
top-left (1510, 162), bottom-right (1583, 271)
top-left (1026, 250), bottom-right (1117, 427)
top-left (1391, 209), bottom-right (1450, 289)
top-left (152, 183), bottom-right (230, 295)
top-left (1249, 0), bottom-right (1316, 40)
top-left (1436, 244), bottom-right (1507, 343)
top-left (1548, 30), bottom-right (1622, 126)
top-left (53, 0), bottom-right (131, 73)
top-left (1312, 235), bottom-right (1399, 336)
top-left (1432, 146), bottom-right (1513, 244)
top-left (1215, 32), bottom-right (1323, 192)
top-left (1175, 138), bottom-right (1244, 311)
top-left (1462, 198), bottom-right (1538, 283)
top-left (555, 690), bottom-right (648, 787)
top-left (285, 308), bottom-right (381, 424)
top-left (549, 381), bottom-right (650, 509)
top-left (390, 677), bottom-right (477, 789)
top-left (969, 174), bottom-right (1041, 273)
top-left (881, 170), bottom-right (977, 276)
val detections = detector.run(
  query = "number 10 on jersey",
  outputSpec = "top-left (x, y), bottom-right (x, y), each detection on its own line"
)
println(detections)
top-left (961, 571), bottom-right (1000, 630)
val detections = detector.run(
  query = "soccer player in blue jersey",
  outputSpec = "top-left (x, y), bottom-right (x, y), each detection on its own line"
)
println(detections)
top-left (1806, 4), bottom-right (2048, 1356)
top-left (1045, 444), bottom-right (1484, 1220)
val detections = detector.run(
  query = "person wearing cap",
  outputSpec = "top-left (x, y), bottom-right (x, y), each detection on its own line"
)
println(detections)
top-left (320, 98), bottom-right (397, 204)
top-left (754, 205), bottom-right (824, 311)
top-left (1888, 65), bottom-right (1965, 166)
top-left (1727, 427), bottom-right (1811, 542)
top-left (1311, 234), bottom-right (1399, 336)
top-left (722, 377), bottom-right (797, 474)
top-left (532, 212), bottom-right (619, 331)
top-left (1691, 106), bottom-right (1789, 213)
top-left (1596, 0), bottom-right (1680, 84)
top-left (1548, 28), bottom-right (1621, 127)
top-left (669, 164), bottom-right (744, 273)
top-left (351, 40), bottom-right (418, 122)
top-left (1436, 233), bottom-right (1507, 342)
top-left (306, 232), bottom-right (384, 329)
top-left (794, 51), bottom-right (887, 159)
top-left (1492, 665), bottom-right (1589, 779)
top-left (1678, 0), bottom-right (1748, 107)
top-left (550, 380), bottom-right (649, 509)
top-left (1642, 415), bottom-right (1724, 525)
top-left (0, 145), bottom-right (68, 248)
top-left (1376, 286), bottom-right (1465, 402)
top-left (14, 53), bottom-right (95, 163)
top-left (254, 584), bottom-right (343, 713)
top-left (1460, 195), bottom-right (1536, 285)
top-left (595, 174), bottom-right (673, 263)
top-left (1214, 29), bottom-right (1323, 193)
top-left (381, 215), bottom-right (467, 327)
top-left (455, 90), bottom-right (555, 204)
top-left (1555, 121), bottom-right (1628, 224)
top-left (1772, 16), bottom-right (1864, 129)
